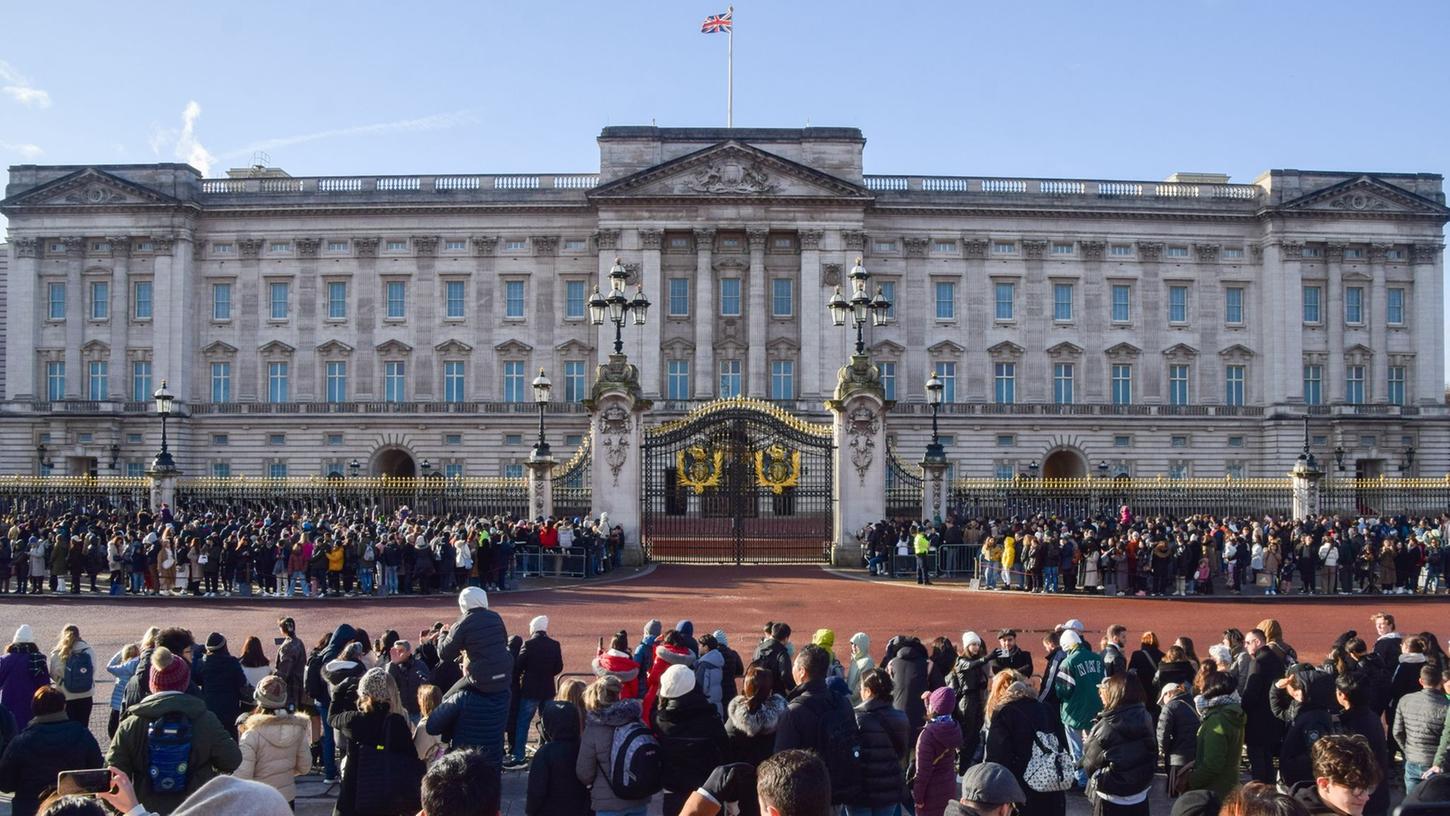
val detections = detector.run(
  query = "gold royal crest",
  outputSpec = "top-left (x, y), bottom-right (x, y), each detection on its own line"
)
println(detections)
top-left (754, 444), bottom-right (801, 494)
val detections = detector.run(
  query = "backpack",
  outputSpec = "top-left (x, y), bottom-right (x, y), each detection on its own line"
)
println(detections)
top-left (604, 721), bottom-right (663, 800)
top-left (1024, 729), bottom-right (1075, 792)
top-left (63, 649), bottom-right (94, 694)
top-left (146, 711), bottom-right (193, 794)
top-left (808, 692), bottom-right (862, 804)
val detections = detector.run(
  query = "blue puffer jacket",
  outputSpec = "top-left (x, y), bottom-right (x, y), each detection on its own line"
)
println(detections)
top-left (425, 676), bottom-right (509, 764)
top-left (106, 650), bottom-right (140, 711)
top-left (0, 712), bottom-right (104, 816)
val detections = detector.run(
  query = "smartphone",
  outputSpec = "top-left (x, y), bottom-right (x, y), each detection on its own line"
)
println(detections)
top-left (57, 769), bottom-right (113, 796)
top-left (273, 637), bottom-right (286, 646)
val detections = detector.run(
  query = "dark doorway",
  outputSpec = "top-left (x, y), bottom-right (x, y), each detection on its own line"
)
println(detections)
top-left (1042, 449), bottom-right (1087, 479)
top-left (373, 448), bottom-right (417, 478)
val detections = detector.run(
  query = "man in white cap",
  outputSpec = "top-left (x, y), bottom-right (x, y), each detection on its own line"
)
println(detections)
top-left (1052, 627), bottom-right (1104, 788)
top-left (507, 614), bottom-right (562, 768)
top-left (945, 761), bottom-right (1027, 816)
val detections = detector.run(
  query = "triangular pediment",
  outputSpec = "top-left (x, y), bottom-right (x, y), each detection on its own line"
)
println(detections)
top-left (80, 339), bottom-right (110, 355)
top-left (258, 340), bottom-right (295, 356)
top-left (1218, 343), bottom-right (1255, 359)
top-left (870, 340), bottom-right (906, 357)
top-left (1046, 341), bottom-right (1084, 357)
top-left (987, 341), bottom-right (1025, 358)
top-left (928, 340), bottom-right (966, 356)
top-left (765, 336), bottom-right (799, 352)
top-left (375, 339), bottom-right (413, 356)
top-left (1276, 175), bottom-right (1450, 218)
top-left (434, 339), bottom-right (473, 355)
top-left (201, 341), bottom-right (237, 357)
top-left (661, 338), bottom-right (695, 355)
top-left (316, 340), bottom-right (354, 356)
top-left (1162, 343), bottom-right (1199, 358)
top-left (553, 339), bottom-right (591, 356)
top-left (1345, 343), bottom-right (1374, 356)
top-left (494, 339), bottom-right (533, 355)
top-left (589, 141), bottom-right (871, 201)
top-left (1105, 342), bottom-right (1142, 359)
top-left (0, 167), bottom-right (188, 212)
top-left (714, 338), bottom-right (747, 353)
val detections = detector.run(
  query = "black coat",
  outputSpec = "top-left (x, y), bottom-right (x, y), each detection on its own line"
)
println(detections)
top-left (654, 688), bottom-right (727, 793)
top-left (774, 678), bottom-right (862, 804)
top-left (946, 654), bottom-right (991, 771)
top-left (197, 649), bottom-right (251, 738)
top-left (387, 657), bottom-right (432, 717)
top-left (1082, 702), bottom-right (1157, 796)
top-left (853, 697), bottom-right (908, 808)
top-left (330, 706), bottom-right (420, 816)
top-left (525, 701), bottom-right (590, 816)
top-left (1128, 647), bottom-right (1163, 715)
top-left (989, 647), bottom-right (1034, 678)
top-left (1279, 671), bottom-right (1337, 788)
top-left (985, 695), bottom-right (1065, 816)
top-left (888, 642), bottom-right (929, 734)
top-left (0, 713), bottom-right (104, 816)
top-left (1152, 660), bottom-right (1195, 699)
top-left (515, 632), bottom-right (564, 702)
top-left (1242, 648), bottom-right (1287, 746)
top-left (437, 603), bottom-right (513, 694)
top-left (752, 638), bottom-right (794, 694)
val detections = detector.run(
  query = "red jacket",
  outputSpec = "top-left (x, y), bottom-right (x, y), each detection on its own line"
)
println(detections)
top-left (538, 527), bottom-right (559, 550)
top-left (592, 649), bottom-right (641, 699)
top-left (641, 643), bottom-right (696, 726)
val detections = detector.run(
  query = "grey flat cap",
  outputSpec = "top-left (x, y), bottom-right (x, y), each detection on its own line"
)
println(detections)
top-left (960, 762), bottom-right (1026, 806)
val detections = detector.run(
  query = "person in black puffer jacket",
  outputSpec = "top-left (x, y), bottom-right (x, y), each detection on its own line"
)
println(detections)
top-left (888, 637), bottom-right (929, 742)
top-left (985, 671), bottom-right (1065, 816)
top-left (773, 645), bottom-right (862, 807)
top-left (1082, 673), bottom-right (1157, 815)
top-left (196, 633), bottom-right (252, 739)
top-left (1277, 666), bottom-right (1337, 788)
top-left (852, 668), bottom-right (908, 814)
top-left (331, 668), bottom-right (422, 816)
top-left (752, 623), bottom-right (794, 694)
top-left (436, 587), bottom-right (512, 693)
top-left (1155, 681), bottom-right (1199, 795)
top-left (947, 631), bottom-right (992, 772)
top-left (653, 664), bottom-right (727, 816)
top-left (0, 687), bottom-right (103, 816)
top-left (524, 697), bottom-right (590, 816)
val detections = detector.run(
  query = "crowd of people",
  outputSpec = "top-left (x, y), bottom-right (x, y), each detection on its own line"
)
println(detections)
top-left (0, 594), bottom-right (1448, 816)
top-left (864, 510), bottom-right (1450, 596)
top-left (0, 503), bottom-right (626, 598)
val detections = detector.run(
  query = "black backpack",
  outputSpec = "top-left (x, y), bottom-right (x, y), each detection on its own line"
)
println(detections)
top-left (807, 693), bottom-right (862, 804)
top-left (304, 652), bottom-right (329, 704)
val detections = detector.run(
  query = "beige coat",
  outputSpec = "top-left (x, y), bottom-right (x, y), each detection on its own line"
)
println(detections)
top-left (235, 712), bottom-right (312, 802)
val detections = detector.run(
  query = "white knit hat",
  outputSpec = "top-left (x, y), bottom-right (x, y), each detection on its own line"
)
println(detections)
top-left (1060, 629), bottom-right (1083, 649)
top-left (1208, 644), bottom-right (1233, 666)
top-left (11, 625), bottom-right (32, 645)
top-left (1062, 619), bottom-right (1085, 633)
top-left (962, 631), bottom-right (983, 650)
top-left (659, 663), bottom-right (696, 698)
top-left (530, 615), bottom-right (549, 633)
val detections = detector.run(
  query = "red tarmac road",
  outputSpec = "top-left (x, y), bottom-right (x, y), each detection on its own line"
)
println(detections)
top-left (2, 566), bottom-right (1445, 683)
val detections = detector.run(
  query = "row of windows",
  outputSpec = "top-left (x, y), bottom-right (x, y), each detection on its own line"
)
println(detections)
top-left (875, 240), bottom-right (1251, 259)
top-left (1302, 364), bottom-right (1409, 406)
top-left (209, 238), bottom-right (589, 256)
top-left (42, 361), bottom-right (152, 402)
top-left (46, 281), bottom-right (153, 321)
top-left (1302, 285), bottom-right (1406, 326)
top-left (661, 359), bottom-right (795, 400)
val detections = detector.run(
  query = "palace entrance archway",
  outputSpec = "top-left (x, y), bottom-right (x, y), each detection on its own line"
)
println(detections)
top-left (1042, 448), bottom-right (1087, 479)
top-left (373, 448), bottom-right (417, 478)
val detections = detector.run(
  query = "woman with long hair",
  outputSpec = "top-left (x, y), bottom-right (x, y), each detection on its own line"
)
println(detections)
top-left (47, 624), bottom-right (94, 725)
top-left (984, 669), bottom-right (1066, 816)
top-left (724, 664), bottom-right (787, 768)
top-left (577, 675), bottom-right (654, 815)
top-left (1082, 673), bottom-right (1156, 816)
top-left (851, 667), bottom-right (908, 816)
top-left (1153, 645), bottom-right (1197, 700)
top-left (1187, 663), bottom-right (1246, 799)
top-left (1129, 632), bottom-right (1164, 717)
top-left (1175, 637), bottom-right (1201, 671)
top-left (330, 667), bottom-right (420, 816)
top-left (239, 635), bottom-right (272, 689)
top-left (236, 675), bottom-right (312, 809)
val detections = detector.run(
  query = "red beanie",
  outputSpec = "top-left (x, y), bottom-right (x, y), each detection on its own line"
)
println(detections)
top-left (151, 648), bottom-right (191, 692)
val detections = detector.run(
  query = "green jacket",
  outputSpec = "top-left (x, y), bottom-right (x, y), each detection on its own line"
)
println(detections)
top-left (106, 691), bottom-right (243, 814)
top-left (913, 533), bottom-right (930, 556)
top-left (1052, 644), bottom-right (1104, 730)
top-left (1189, 696), bottom-right (1246, 799)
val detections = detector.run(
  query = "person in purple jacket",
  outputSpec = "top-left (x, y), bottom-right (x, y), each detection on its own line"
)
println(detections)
top-left (0, 626), bottom-right (50, 729)
top-left (914, 686), bottom-right (963, 816)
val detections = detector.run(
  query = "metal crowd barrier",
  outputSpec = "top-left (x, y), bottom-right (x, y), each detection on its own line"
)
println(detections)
top-left (513, 546), bottom-right (590, 579)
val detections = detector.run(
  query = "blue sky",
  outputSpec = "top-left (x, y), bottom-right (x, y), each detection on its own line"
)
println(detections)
top-left (2, 0), bottom-right (1447, 372)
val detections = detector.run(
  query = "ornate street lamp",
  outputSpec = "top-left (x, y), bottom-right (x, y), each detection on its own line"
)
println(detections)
top-left (348, 458), bottom-right (361, 478)
top-left (1401, 446), bottom-right (1415, 473)
top-left (591, 258), bottom-right (651, 354)
top-left (531, 368), bottom-right (553, 459)
top-left (151, 380), bottom-right (176, 472)
top-left (1333, 447), bottom-right (1346, 472)
top-left (826, 258), bottom-right (891, 356)
top-left (924, 369), bottom-right (945, 462)
top-left (108, 443), bottom-right (121, 470)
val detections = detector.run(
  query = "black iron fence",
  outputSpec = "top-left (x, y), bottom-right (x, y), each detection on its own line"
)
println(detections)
top-left (550, 437), bottom-right (592, 522)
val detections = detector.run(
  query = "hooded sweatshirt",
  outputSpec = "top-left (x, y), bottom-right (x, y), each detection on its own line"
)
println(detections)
top-left (437, 587), bottom-right (512, 693)
top-left (526, 701), bottom-right (590, 816)
top-left (695, 647), bottom-right (727, 716)
top-left (814, 628), bottom-right (845, 679)
top-left (171, 775), bottom-right (293, 816)
top-left (676, 620), bottom-right (699, 656)
top-left (1279, 669), bottom-right (1337, 788)
top-left (846, 632), bottom-right (875, 703)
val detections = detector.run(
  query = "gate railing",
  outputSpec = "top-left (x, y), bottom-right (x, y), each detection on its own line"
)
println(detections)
top-left (885, 441), bottom-right (924, 520)
top-left (550, 437), bottom-right (592, 521)
top-left (174, 475), bottom-right (529, 516)
top-left (1319, 476), bottom-right (1450, 517)
top-left (949, 477), bottom-right (1295, 519)
top-left (0, 475), bottom-right (151, 513)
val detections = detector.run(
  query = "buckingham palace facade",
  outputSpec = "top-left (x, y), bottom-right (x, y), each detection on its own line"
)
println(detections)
top-left (2, 125), bottom-right (1447, 481)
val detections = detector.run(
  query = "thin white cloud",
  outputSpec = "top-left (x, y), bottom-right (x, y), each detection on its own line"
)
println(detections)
top-left (0, 141), bottom-right (43, 160)
top-left (150, 101), bottom-right (215, 176)
top-left (221, 110), bottom-right (476, 159)
top-left (0, 60), bottom-right (51, 108)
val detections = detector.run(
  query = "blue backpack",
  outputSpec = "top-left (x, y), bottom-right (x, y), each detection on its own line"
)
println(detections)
top-left (63, 650), bottom-right (94, 694)
top-left (146, 711), bottom-right (193, 794)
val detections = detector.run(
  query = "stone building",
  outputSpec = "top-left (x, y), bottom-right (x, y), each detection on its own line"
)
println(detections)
top-left (1, 126), bottom-right (1446, 481)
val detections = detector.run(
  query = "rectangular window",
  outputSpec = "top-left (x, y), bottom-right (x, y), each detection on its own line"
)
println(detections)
top-left (720, 278), bottom-right (742, 316)
top-left (873, 240), bottom-right (897, 253)
top-left (326, 361), bottom-right (347, 403)
top-left (504, 281), bottom-right (525, 318)
top-left (87, 361), bottom-right (108, 401)
top-left (1166, 246), bottom-right (1189, 258)
top-left (993, 363), bottom-right (1016, 404)
top-left (327, 240), bottom-right (349, 253)
top-left (1171, 436), bottom-right (1189, 449)
top-left (326, 281), bottom-right (347, 319)
top-left (384, 361), bottom-right (406, 402)
top-left (270, 242), bottom-right (291, 254)
top-left (879, 281), bottom-right (896, 320)
top-left (1226, 462), bottom-right (1245, 479)
top-left (1302, 286), bottom-right (1321, 323)
top-left (445, 434), bottom-right (463, 446)
top-left (879, 362), bottom-right (896, 401)
top-left (1225, 365), bottom-right (1246, 406)
top-left (563, 361), bottom-right (585, 403)
top-left (934, 241), bottom-right (958, 254)
top-left (1303, 246), bottom-right (1322, 258)
top-left (132, 281), bottom-right (153, 320)
top-left (1051, 243), bottom-right (1073, 255)
top-left (1168, 285), bottom-right (1188, 323)
top-left (131, 361), bottom-right (152, 403)
top-left (1111, 364), bottom-right (1133, 405)
top-left (935, 281), bottom-right (956, 320)
top-left (994, 463), bottom-right (1014, 480)
top-left (46, 362), bottom-right (65, 401)
top-left (667, 360), bottom-right (691, 400)
top-left (386, 240), bottom-right (408, 253)
top-left (1052, 283), bottom-right (1073, 321)
top-left (1168, 364), bottom-right (1189, 406)
top-left (503, 463), bottom-right (525, 479)
top-left (212, 283), bottom-right (232, 320)
top-left (771, 279), bottom-right (793, 317)
top-left (1111, 284), bottom-right (1131, 322)
top-left (211, 242), bottom-right (233, 255)
top-left (90, 281), bottom-right (109, 320)
top-left (446, 281), bottom-right (466, 319)
top-left (1303, 364), bottom-right (1323, 406)
top-left (1344, 248), bottom-right (1363, 259)
top-left (1387, 287), bottom-right (1405, 325)
top-left (267, 361), bottom-right (289, 403)
top-left (993, 282), bottom-right (1015, 320)
top-left (210, 362), bottom-right (231, 402)
top-left (1113, 435), bottom-right (1131, 448)
top-left (503, 239), bottom-right (527, 252)
top-left (445, 240), bottom-right (468, 252)
top-left (269, 282), bottom-right (289, 320)
top-left (1110, 245), bottom-right (1133, 257)
top-left (1345, 365), bottom-right (1365, 404)
top-left (992, 242), bottom-right (1016, 254)
top-left (211, 463), bottom-right (231, 478)
top-left (385, 281), bottom-right (406, 319)
top-left (212, 434), bottom-right (229, 446)
top-left (444, 463), bottom-right (464, 479)
top-left (1227, 435), bottom-right (1245, 448)
top-left (48, 282), bottom-right (66, 320)
top-left (502, 361), bottom-right (525, 403)
top-left (1345, 286), bottom-right (1363, 324)
top-left (1387, 366), bottom-right (1405, 406)
top-left (1053, 363), bottom-right (1074, 404)
top-left (1225, 287), bottom-right (1244, 324)
top-left (933, 362), bottom-right (957, 403)
top-left (562, 239), bottom-right (586, 252)
top-left (1223, 247), bottom-right (1245, 259)
top-left (443, 361), bottom-right (465, 403)
top-left (996, 435), bottom-right (1015, 447)
top-left (770, 360), bottom-right (795, 400)
top-left (718, 360), bottom-right (741, 398)
top-left (668, 278), bottom-right (690, 317)
top-left (268, 462), bottom-right (288, 479)
top-left (564, 280), bottom-right (586, 319)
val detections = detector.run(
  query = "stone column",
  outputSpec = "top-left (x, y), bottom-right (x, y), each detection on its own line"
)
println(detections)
top-left (107, 238), bottom-right (132, 400)
top-left (920, 457), bottom-right (949, 526)
top-left (639, 229), bottom-right (664, 399)
top-left (62, 237), bottom-right (84, 398)
top-left (236, 238), bottom-right (265, 401)
top-left (1411, 243), bottom-right (1444, 404)
top-left (692, 229), bottom-right (716, 398)
top-left (1325, 243), bottom-right (1346, 403)
top-left (472, 236), bottom-right (499, 398)
top-left (7, 238), bottom-right (39, 399)
top-left (799, 229), bottom-right (824, 399)
top-left (587, 354), bottom-right (650, 564)
top-left (746, 227), bottom-right (768, 396)
top-left (525, 450), bottom-right (556, 520)
top-left (827, 355), bottom-right (888, 566)
top-left (1368, 243), bottom-right (1392, 403)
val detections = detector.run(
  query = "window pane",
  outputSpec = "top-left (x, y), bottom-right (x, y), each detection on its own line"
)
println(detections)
top-left (1303, 365), bottom-right (1322, 406)
top-left (48, 283), bottom-right (66, 320)
top-left (327, 361), bottom-right (348, 403)
top-left (879, 281), bottom-right (896, 320)
top-left (993, 283), bottom-right (1014, 320)
top-left (1302, 286), bottom-right (1321, 323)
top-left (720, 279), bottom-right (742, 316)
top-left (993, 363), bottom-right (1015, 404)
top-left (933, 362), bottom-right (956, 403)
top-left (446, 281), bottom-right (467, 319)
top-left (879, 362), bottom-right (896, 401)
top-left (771, 279), bottom-right (793, 317)
top-left (386, 281), bottom-right (406, 319)
top-left (90, 282), bottom-right (109, 320)
top-left (667, 360), bottom-right (691, 400)
top-left (88, 361), bottom-right (108, 401)
top-left (1111, 364), bottom-right (1132, 405)
top-left (267, 362), bottom-right (289, 403)
top-left (212, 283), bottom-right (232, 320)
top-left (563, 361), bottom-right (585, 403)
top-left (1169, 286), bottom-right (1187, 322)
top-left (564, 281), bottom-right (585, 319)
top-left (1387, 366), bottom-right (1405, 406)
top-left (668, 278), bottom-right (690, 316)
top-left (1225, 287), bottom-right (1243, 324)
top-left (935, 282), bottom-right (955, 320)
top-left (1168, 364), bottom-right (1189, 406)
top-left (269, 283), bottom-right (289, 319)
top-left (211, 362), bottom-right (231, 402)
top-left (505, 281), bottom-right (525, 318)
top-left (1387, 288), bottom-right (1404, 324)
top-left (1052, 284), bottom-right (1072, 321)
top-left (132, 361), bottom-right (152, 403)
top-left (327, 282), bottom-right (347, 319)
top-left (46, 362), bottom-right (65, 401)
top-left (384, 361), bottom-right (406, 402)
top-left (133, 282), bottom-right (153, 319)
top-left (1111, 285), bottom-right (1130, 322)
top-left (1225, 365), bottom-right (1245, 406)
top-left (503, 361), bottom-right (524, 402)
top-left (1053, 363), bottom-right (1074, 404)
top-left (1345, 287), bottom-right (1363, 323)
top-left (443, 361), bottom-right (464, 403)
top-left (718, 360), bottom-right (741, 398)
top-left (770, 360), bottom-right (794, 400)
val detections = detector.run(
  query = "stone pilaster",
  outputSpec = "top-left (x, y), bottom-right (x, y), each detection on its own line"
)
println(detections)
top-left (107, 238), bottom-right (131, 400)
top-left (526, 451), bottom-right (556, 520)
top-left (638, 229), bottom-right (663, 399)
top-left (827, 355), bottom-right (888, 566)
top-left (746, 227), bottom-right (768, 397)
top-left (798, 229), bottom-right (824, 399)
top-left (920, 458), bottom-right (949, 525)
top-left (62, 237), bottom-right (84, 398)
top-left (1411, 243), bottom-right (1444, 404)
top-left (472, 236), bottom-right (499, 398)
top-left (6, 238), bottom-right (39, 399)
top-left (692, 229), bottom-right (716, 398)
top-left (586, 354), bottom-right (650, 563)
top-left (1325, 243), bottom-right (1346, 403)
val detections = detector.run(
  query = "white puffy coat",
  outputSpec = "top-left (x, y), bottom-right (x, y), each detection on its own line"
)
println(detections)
top-left (235, 712), bottom-right (312, 802)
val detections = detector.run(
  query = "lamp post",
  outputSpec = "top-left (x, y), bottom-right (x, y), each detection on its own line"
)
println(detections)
top-left (36, 444), bottom-right (53, 475)
top-left (348, 458), bottom-right (361, 478)
top-left (924, 369), bottom-right (945, 463)
top-left (532, 368), bottom-right (553, 459)
top-left (589, 258), bottom-right (651, 355)
top-left (151, 380), bottom-right (176, 472)
top-left (827, 258), bottom-right (891, 356)
top-left (1401, 446), bottom-right (1415, 473)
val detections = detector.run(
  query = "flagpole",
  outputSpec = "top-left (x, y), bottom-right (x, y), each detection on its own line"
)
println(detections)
top-left (727, 5), bottom-right (733, 128)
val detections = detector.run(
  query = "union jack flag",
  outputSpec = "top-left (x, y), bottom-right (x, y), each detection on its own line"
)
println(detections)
top-left (701, 10), bottom-right (732, 33)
